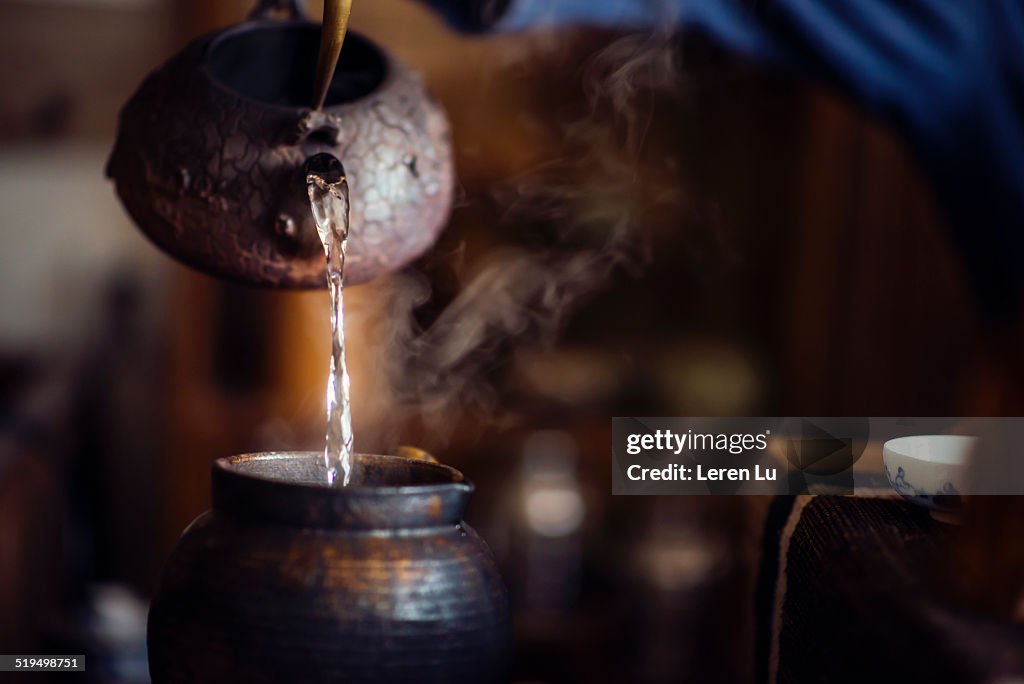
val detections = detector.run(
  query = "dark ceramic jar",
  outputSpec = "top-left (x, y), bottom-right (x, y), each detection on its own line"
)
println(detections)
top-left (148, 453), bottom-right (510, 683)
top-left (107, 4), bottom-right (453, 287)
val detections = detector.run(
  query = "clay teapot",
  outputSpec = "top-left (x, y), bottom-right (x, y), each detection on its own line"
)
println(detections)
top-left (148, 452), bottom-right (511, 683)
top-left (106, 0), bottom-right (453, 287)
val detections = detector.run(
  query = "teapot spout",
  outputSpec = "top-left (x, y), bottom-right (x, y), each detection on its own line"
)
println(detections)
top-left (304, 152), bottom-right (346, 188)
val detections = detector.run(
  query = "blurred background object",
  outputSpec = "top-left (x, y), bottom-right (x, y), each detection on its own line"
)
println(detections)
top-left (0, 0), bottom-right (1020, 682)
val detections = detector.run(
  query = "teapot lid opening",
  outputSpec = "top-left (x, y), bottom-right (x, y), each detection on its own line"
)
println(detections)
top-left (206, 22), bottom-right (387, 109)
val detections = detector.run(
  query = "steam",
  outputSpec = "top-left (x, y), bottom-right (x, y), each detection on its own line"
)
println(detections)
top-left (379, 25), bottom-right (685, 437)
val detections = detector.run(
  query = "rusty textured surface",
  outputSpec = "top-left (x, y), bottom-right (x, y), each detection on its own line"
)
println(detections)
top-left (106, 21), bottom-right (453, 287)
top-left (148, 452), bottom-right (510, 683)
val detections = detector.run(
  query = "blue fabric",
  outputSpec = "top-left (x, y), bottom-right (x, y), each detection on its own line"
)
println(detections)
top-left (426, 0), bottom-right (1024, 317)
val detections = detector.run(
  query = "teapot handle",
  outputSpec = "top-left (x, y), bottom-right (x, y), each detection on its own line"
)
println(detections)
top-left (249, 0), bottom-right (307, 21)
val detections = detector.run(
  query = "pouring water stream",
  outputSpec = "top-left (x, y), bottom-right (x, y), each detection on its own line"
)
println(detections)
top-left (306, 153), bottom-right (355, 486)
top-left (304, 0), bottom-right (357, 486)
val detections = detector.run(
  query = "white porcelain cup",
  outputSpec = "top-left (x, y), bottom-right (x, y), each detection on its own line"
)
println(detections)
top-left (882, 435), bottom-right (975, 511)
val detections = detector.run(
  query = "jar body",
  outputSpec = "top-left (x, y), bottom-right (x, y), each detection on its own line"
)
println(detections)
top-left (148, 510), bottom-right (510, 683)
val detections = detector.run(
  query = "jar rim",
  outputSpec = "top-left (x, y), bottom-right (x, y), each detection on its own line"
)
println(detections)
top-left (212, 452), bottom-right (474, 530)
